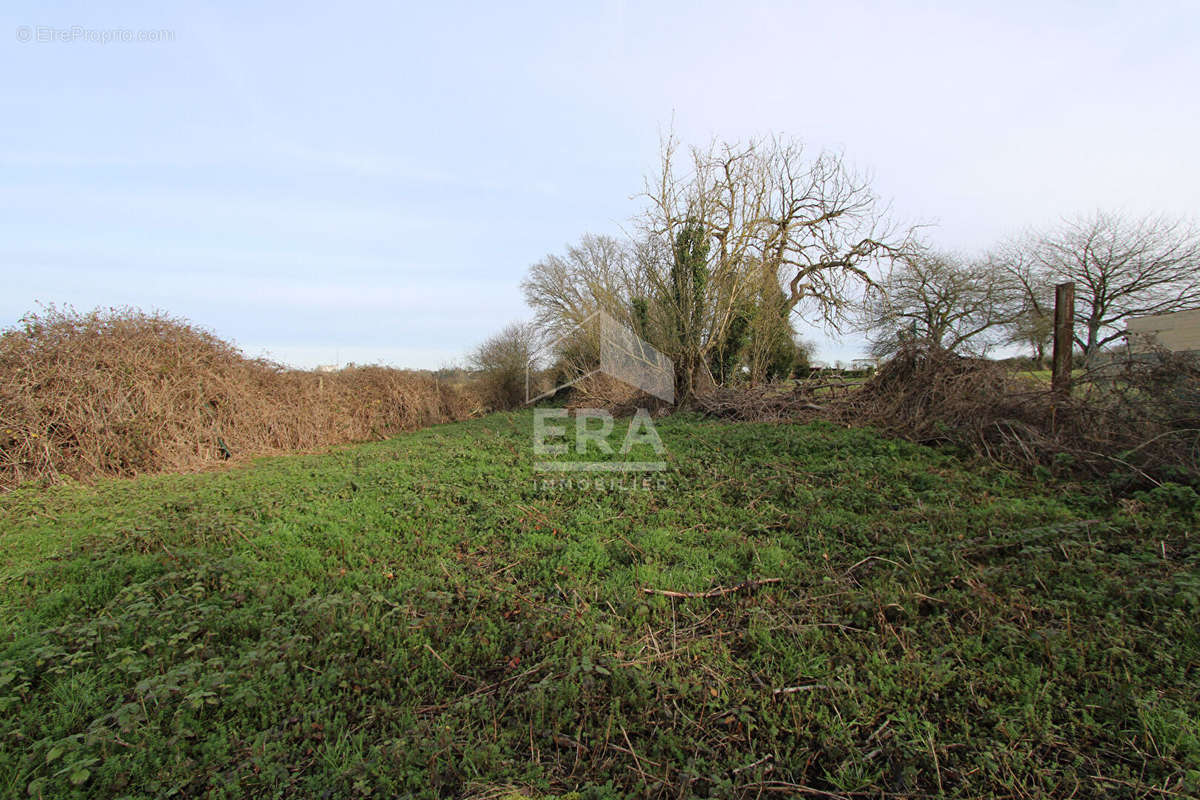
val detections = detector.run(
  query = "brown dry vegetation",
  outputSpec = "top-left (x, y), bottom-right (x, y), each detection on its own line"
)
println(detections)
top-left (0, 307), bottom-right (480, 490)
top-left (697, 345), bottom-right (1200, 488)
top-left (564, 372), bottom-right (673, 417)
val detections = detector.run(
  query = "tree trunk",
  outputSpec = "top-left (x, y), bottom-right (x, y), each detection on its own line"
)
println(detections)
top-left (1081, 318), bottom-right (1103, 367)
top-left (1052, 282), bottom-right (1075, 395)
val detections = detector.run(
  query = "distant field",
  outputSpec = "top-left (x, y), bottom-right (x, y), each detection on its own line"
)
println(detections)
top-left (1, 412), bottom-right (1197, 798)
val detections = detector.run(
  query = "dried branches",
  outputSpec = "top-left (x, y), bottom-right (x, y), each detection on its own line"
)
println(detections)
top-left (694, 380), bottom-right (855, 422)
top-left (696, 344), bottom-right (1200, 487)
top-left (0, 307), bottom-right (479, 489)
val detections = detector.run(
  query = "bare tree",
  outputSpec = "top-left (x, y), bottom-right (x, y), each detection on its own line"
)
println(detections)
top-left (988, 246), bottom-right (1053, 368)
top-left (468, 322), bottom-right (540, 410)
top-left (859, 251), bottom-right (1014, 358)
top-left (1023, 212), bottom-right (1200, 364)
top-left (639, 132), bottom-right (910, 402)
top-left (520, 234), bottom-right (644, 338)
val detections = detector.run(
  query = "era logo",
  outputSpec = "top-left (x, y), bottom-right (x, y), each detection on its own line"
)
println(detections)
top-left (533, 408), bottom-right (664, 457)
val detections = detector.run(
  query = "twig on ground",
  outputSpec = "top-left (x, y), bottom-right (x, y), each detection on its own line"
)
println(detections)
top-left (640, 578), bottom-right (781, 599)
top-left (844, 556), bottom-right (905, 576)
top-left (423, 643), bottom-right (477, 685)
top-left (731, 754), bottom-right (775, 774)
top-left (772, 684), bottom-right (831, 696)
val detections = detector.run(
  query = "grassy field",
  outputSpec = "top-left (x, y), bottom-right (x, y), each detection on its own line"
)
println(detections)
top-left (1, 411), bottom-right (1197, 799)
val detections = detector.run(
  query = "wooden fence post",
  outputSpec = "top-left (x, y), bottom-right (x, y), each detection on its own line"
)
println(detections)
top-left (1052, 282), bottom-right (1075, 396)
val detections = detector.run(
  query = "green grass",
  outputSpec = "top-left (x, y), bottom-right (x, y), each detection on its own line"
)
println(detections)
top-left (1016, 368), bottom-right (1087, 384)
top-left (1, 411), bottom-right (1197, 799)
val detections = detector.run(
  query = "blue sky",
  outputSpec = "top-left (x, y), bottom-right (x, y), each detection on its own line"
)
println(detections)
top-left (2, 1), bottom-right (1198, 367)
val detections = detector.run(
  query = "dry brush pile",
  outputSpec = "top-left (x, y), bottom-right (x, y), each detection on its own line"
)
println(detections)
top-left (564, 373), bottom-right (673, 417)
top-left (0, 307), bottom-right (480, 490)
top-left (697, 345), bottom-right (1200, 488)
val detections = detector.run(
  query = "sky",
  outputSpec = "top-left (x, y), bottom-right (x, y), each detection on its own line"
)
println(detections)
top-left (2, 0), bottom-right (1198, 367)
